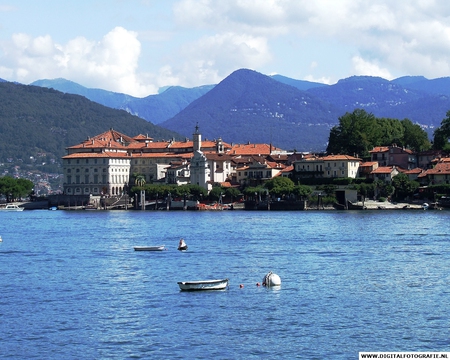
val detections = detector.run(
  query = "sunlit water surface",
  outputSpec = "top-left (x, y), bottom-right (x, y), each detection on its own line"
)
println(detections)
top-left (1, 210), bottom-right (449, 359)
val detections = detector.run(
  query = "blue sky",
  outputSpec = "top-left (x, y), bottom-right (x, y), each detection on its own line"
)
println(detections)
top-left (1, 0), bottom-right (450, 97)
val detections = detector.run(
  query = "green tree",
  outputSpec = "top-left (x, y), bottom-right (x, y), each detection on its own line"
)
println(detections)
top-left (292, 184), bottom-right (312, 198)
top-left (264, 177), bottom-right (295, 198)
top-left (392, 173), bottom-right (419, 201)
top-left (401, 119), bottom-right (430, 152)
top-left (209, 186), bottom-right (224, 201)
top-left (0, 176), bottom-right (34, 202)
top-left (134, 174), bottom-right (146, 187)
top-left (327, 109), bottom-right (430, 156)
top-left (327, 109), bottom-right (378, 158)
top-left (433, 110), bottom-right (450, 151)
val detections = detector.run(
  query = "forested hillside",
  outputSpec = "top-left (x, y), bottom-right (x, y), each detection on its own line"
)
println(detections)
top-left (0, 82), bottom-right (181, 172)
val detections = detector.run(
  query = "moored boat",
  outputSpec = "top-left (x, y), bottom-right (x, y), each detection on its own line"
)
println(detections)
top-left (134, 245), bottom-right (166, 251)
top-left (0, 204), bottom-right (24, 211)
top-left (177, 279), bottom-right (229, 291)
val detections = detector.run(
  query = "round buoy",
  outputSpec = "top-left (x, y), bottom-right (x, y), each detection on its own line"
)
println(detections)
top-left (262, 271), bottom-right (281, 287)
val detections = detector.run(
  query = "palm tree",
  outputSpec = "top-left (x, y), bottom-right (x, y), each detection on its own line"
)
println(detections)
top-left (135, 174), bottom-right (146, 187)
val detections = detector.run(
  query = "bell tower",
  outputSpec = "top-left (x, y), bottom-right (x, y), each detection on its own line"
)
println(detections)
top-left (193, 123), bottom-right (201, 152)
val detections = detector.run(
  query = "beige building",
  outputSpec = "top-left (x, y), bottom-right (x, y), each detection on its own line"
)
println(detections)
top-left (294, 154), bottom-right (361, 179)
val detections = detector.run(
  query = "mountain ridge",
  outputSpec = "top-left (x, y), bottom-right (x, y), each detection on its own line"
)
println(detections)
top-left (28, 69), bottom-right (450, 151)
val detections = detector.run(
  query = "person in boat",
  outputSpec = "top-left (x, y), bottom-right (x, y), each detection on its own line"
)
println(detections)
top-left (178, 238), bottom-right (188, 251)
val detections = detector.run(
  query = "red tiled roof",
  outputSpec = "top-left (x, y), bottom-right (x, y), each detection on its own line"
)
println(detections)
top-left (229, 143), bottom-right (281, 155)
top-left (370, 146), bottom-right (389, 153)
top-left (360, 161), bottom-right (378, 167)
top-left (371, 166), bottom-right (396, 174)
top-left (133, 134), bottom-right (153, 141)
top-left (421, 161), bottom-right (450, 175)
top-left (402, 168), bottom-right (423, 174)
top-left (62, 152), bottom-right (130, 159)
top-left (322, 154), bottom-right (361, 161)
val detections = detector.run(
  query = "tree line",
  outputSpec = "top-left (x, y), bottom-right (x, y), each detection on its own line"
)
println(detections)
top-left (326, 109), bottom-right (431, 159)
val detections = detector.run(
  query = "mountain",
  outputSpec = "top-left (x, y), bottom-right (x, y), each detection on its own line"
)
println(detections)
top-left (29, 71), bottom-right (450, 153)
top-left (270, 74), bottom-right (327, 91)
top-left (392, 76), bottom-right (450, 97)
top-left (0, 82), bottom-right (181, 172)
top-left (306, 75), bottom-right (450, 130)
top-left (160, 69), bottom-right (342, 151)
top-left (123, 85), bottom-right (215, 124)
top-left (31, 78), bottom-right (137, 108)
top-left (31, 78), bottom-right (214, 124)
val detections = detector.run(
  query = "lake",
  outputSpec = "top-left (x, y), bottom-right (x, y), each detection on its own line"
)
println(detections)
top-left (0, 209), bottom-right (449, 359)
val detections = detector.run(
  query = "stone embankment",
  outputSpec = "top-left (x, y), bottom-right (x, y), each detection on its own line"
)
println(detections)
top-left (351, 200), bottom-right (425, 210)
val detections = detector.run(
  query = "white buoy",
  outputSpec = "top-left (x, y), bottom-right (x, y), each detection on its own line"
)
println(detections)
top-left (262, 271), bottom-right (281, 287)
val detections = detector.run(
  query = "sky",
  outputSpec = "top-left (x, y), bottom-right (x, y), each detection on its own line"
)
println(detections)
top-left (1, 0), bottom-right (450, 97)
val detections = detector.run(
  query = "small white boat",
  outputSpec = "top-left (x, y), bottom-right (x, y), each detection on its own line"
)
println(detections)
top-left (133, 245), bottom-right (166, 251)
top-left (0, 204), bottom-right (24, 211)
top-left (177, 279), bottom-right (229, 291)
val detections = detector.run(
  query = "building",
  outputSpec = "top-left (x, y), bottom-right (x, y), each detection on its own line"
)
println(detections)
top-left (62, 129), bottom-right (133, 196)
top-left (294, 154), bottom-right (361, 179)
top-left (369, 166), bottom-right (399, 182)
top-left (369, 145), bottom-right (416, 170)
top-left (62, 127), bottom-right (285, 196)
top-left (417, 158), bottom-right (450, 185)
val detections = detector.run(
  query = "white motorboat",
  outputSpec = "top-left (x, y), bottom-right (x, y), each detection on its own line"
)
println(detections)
top-left (177, 279), bottom-right (229, 291)
top-left (133, 245), bottom-right (166, 251)
top-left (0, 204), bottom-right (24, 211)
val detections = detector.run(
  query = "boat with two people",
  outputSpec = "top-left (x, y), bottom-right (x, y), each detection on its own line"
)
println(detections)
top-left (177, 279), bottom-right (229, 291)
top-left (133, 245), bottom-right (166, 251)
top-left (177, 238), bottom-right (188, 251)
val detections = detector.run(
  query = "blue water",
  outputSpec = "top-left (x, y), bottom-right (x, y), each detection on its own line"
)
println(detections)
top-left (1, 210), bottom-right (449, 359)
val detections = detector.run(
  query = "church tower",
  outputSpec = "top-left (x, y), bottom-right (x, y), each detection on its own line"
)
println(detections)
top-left (190, 124), bottom-right (211, 190)
top-left (193, 123), bottom-right (201, 152)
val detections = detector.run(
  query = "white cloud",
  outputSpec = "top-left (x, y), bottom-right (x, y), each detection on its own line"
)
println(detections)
top-left (0, 27), bottom-right (157, 97)
top-left (351, 56), bottom-right (393, 79)
top-left (172, 0), bottom-right (450, 80)
top-left (304, 74), bottom-right (332, 85)
top-left (156, 32), bottom-right (272, 87)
